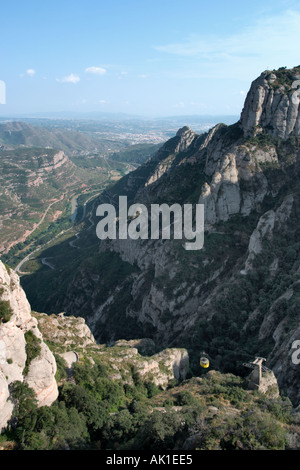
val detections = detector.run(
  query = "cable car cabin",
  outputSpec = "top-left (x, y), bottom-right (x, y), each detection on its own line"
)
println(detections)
top-left (200, 357), bottom-right (210, 369)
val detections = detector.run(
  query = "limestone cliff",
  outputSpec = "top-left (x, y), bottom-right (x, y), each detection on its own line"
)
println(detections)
top-left (240, 67), bottom-right (300, 139)
top-left (33, 311), bottom-right (190, 389)
top-left (22, 66), bottom-right (300, 407)
top-left (134, 67), bottom-right (300, 227)
top-left (0, 261), bottom-right (58, 430)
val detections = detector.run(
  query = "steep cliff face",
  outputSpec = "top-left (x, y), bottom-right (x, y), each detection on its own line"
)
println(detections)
top-left (240, 67), bottom-right (300, 139)
top-left (197, 125), bottom-right (271, 225)
top-left (0, 261), bottom-right (58, 430)
top-left (198, 65), bottom-right (300, 226)
top-left (138, 67), bottom-right (300, 227)
top-left (21, 66), bottom-right (300, 406)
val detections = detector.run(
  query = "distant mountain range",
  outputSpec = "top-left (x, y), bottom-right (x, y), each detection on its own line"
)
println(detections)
top-left (0, 120), bottom-right (162, 257)
top-left (0, 111), bottom-right (239, 122)
top-left (0, 121), bottom-right (127, 155)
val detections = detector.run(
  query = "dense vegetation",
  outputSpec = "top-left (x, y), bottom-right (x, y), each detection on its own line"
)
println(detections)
top-left (1, 362), bottom-right (298, 451)
top-left (23, 331), bottom-right (42, 376)
top-left (0, 299), bottom-right (13, 323)
top-left (108, 143), bottom-right (161, 164)
top-left (270, 66), bottom-right (300, 90)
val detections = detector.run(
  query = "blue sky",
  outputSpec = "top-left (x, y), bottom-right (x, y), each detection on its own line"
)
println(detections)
top-left (1, 0), bottom-right (300, 117)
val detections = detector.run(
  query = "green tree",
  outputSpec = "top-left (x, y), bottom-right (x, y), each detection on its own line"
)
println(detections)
top-left (59, 383), bottom-right (109, 436)
top-left (9, 381), bottom-right (38, 446)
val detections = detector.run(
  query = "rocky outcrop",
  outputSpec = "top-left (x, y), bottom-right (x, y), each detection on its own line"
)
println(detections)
top-left (25, 340), bottom-right (58, 408)
top-left (242, 195), bottom-right (294, 274)
top-left (34, 312), bottom-right (96, 349)
top-left (240, 67), bottom-right (300, 139)
top-left (96, 344), bottom-right (190, 388)
top-left (26, 66), bottom-right (300, 407)
top-left (143, 126), bottom-right (199, 188)
top-left (197, 127), bottom-right (280, 226)
top-left (0, 261), bottom-right (58, 430)
top-left (197, 67), bottom-right (300, 226)
top-left (58, 351), bottom-right (79, 369)
top-left (34, 310), bottom-right (190, 389)
top-left (241, 210), bottom-right (275, 274)
top-left (0, 371), bottom-right (13, 433)
top-left (198, 142), bottom-right (241, 225)
top-left (154, 348), bottom-right (189, 381)
top-left (114, 338), bottom-right (156, 355)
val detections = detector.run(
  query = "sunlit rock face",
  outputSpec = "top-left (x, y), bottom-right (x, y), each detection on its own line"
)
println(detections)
top-left (0, 261), bottom-right (58, 430)
top-left (240, 68), bottom-right (300, 140)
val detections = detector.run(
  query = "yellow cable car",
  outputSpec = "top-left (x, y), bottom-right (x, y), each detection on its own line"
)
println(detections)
top-left (200, 355), bottom-right (210, 369)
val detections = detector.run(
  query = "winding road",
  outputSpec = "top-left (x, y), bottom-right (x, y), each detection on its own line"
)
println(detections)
top-left (14, 173), bottom-right (114, 275)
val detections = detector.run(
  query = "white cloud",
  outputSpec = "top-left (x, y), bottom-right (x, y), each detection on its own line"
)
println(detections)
top-left (174, 102), bottom-right (185, 108)
top-left (56, 73), bottom-right (80, 84)
top-left (20, 69), bottom-right (36, 77)
top-left (85, 66), bottom-right (107, 76)
top-left (26, 69), bottom-right (36, 77)
top-left (156, 10), bottom-right (300, 58)
top-left (138, 74), bottom-right (148, 79)
top-left (154, 9), bottom-right (300, 80)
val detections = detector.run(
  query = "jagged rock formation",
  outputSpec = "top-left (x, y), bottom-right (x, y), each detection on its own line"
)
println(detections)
top-left (0, 261), bottom-right (58, 430)
top-left (21, 66), bottom-right (300, 407)
top-left (35, 312), bottom-right (96, 348)
top-left (34, 311), bottom-right (190, 388)
top-left (240, 67), bottom-right (300, 139)
top-left (100, 346), bottom-right (189, 387)
top-left (241, 194), bottom-right (294, 274)
top-left (0, 259), bottom-right (192, 433)
top-left (0, 370), bottom-right (13, 435)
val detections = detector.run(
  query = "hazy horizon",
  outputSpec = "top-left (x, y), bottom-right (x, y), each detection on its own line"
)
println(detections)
top-left (1, 0), bottom-right (300, 117)
top-left (0, 110), bottom-right (240, 121)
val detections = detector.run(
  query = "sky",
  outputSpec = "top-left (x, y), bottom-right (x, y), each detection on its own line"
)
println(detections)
top-left (0, 0), bottom-right (300, 117)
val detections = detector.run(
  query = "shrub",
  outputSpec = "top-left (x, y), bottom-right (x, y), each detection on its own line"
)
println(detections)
top-left (54, 354), bottom-right (68, 382)
top-left (145, 381), bottom-right (160, 398)
top-left (8, 381), bottom-right (38, 445)
top-left (175, 391), bottom-right (199, 407)
top-left (0, 299), bottom-right (13, 323)
top-left (59, 383), bottom-right (109, 435)
top-left (133, 410), bottom-right (184, 450)
top-left (24, 330), bottom-right (41, 376)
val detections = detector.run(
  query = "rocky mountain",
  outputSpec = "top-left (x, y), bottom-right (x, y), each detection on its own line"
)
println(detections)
top-left (20, 66), bottom-right (300, 408)
top-left (240, 67), bottom-right (300, 139)
top-left (0, 259), bottom-right (191, 434)
top-left (1, 259), bottom-right (297, 451)
top-left (0, 119), bottom-right (161, 262)
top-left (0, 261), bottom-right (58, 430)
top-left (34, 312), bottom-right (190, 388)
